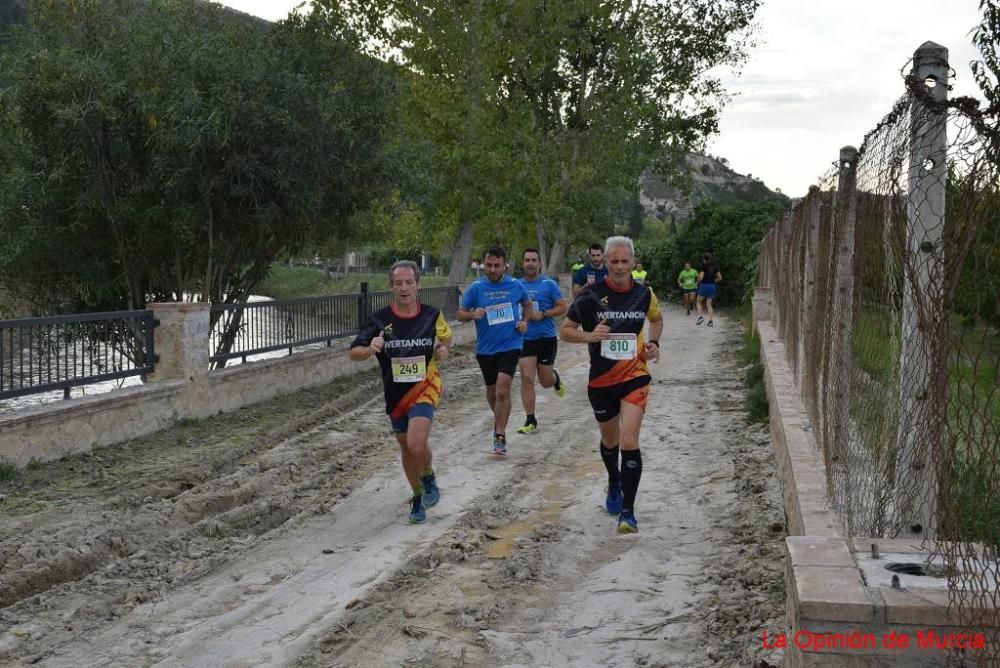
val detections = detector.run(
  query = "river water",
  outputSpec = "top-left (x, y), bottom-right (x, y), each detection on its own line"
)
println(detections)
top-left (0, 296), bottom-right (342, 415)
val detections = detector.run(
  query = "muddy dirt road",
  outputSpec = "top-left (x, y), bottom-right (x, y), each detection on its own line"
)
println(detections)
top-left (1, 308), bottom-right (785, 667)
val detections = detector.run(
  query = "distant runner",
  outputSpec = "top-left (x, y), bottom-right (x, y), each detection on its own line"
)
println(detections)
top-left (572, 243), bottom-right (609, 297)
top-left (516, 248), bottom-right (568, 434)
top-left (561, 236), bottom-right (663, 534)
top-left (456, 245), bottom-right (534, 457)
top-left (631, 258), bottom-right (648, 285)
top-left (696, 253), bottom-right (722, 327)
top-left (677, 262), bottom-right (699, 316)
top-left (349, 261), bottom-right (451, 524)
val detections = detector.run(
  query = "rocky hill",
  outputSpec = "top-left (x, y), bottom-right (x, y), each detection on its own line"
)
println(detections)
top-left (640, 153), bottom-right (788, 223)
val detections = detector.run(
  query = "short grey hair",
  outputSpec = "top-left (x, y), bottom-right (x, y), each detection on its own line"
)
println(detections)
top-left (604, 236), bottom-right (635, 257)
top-left (389, 260), bottom-right (420, 282)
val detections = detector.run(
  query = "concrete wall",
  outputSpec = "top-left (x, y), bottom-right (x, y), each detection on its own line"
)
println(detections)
top-left (0, 305), bottom-right (477, 467)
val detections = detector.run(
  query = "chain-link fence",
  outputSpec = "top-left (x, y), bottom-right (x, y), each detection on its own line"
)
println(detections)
top-left (758, 42), bottom-right (999, 664)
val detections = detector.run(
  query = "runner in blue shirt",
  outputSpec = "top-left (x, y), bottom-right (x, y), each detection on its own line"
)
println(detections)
top-left (516, 248), bottom-right (568, 434)
top-left (572, 243), bottom-right (609, 297)
top-left (457, 245), bottom-right (533, 456)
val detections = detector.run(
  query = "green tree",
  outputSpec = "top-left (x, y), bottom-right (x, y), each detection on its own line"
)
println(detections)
top-left (0, 0), bottom-right (394, 326)
top-left (321, 0), bottom-right (760, 281)
top-left (645, 202), bottom-right (781, 306)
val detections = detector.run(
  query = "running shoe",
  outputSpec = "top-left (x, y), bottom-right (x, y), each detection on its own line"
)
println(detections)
top-left (696, 316), bottom-right (704, 325)
top-left (707, 320), bottom-right (714, 327)
top-left (517, 420), bottom-right (538, 435)
top-left (553, 369), bottom-right (566, 398)
top-left (605, 482), bottom-right (624, 514)
top-left (408, 496), bottom-right (427, 524)
top-left (493, 433), bottom-right (508, 457)
top-left (617, 510), bottom-right (638, 534)
top-left (421, 474), bottom-right (440, 507)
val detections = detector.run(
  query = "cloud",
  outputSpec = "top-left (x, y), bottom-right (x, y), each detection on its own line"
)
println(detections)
top-left (712, 0), bottom-right (985, 195)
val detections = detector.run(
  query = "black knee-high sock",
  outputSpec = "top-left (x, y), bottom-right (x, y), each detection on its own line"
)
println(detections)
top-left (599, 442), bottom-right (620, 489)
top-left (621, 449), bottom-right (642, 512)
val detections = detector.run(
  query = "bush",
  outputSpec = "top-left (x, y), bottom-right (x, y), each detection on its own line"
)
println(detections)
top-left (741, 324), bottom-right (769, 423)
top-left (646, 202), bottom-right (784, 308)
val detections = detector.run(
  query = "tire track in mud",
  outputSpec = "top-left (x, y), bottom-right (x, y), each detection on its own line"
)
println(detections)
top-left (0, 351), bottom-right (486, 665)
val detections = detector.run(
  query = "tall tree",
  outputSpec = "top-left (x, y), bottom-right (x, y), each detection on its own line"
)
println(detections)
top-left (320, 0), bottom-right (760, 279)
top-left (0, 0), bottom-right (394, 317)
top-left (972, 0), bottom-right (1000, 161)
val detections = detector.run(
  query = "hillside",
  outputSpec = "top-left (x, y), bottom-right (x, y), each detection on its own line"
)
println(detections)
top-left (640, 152), bottom-right (789, 223)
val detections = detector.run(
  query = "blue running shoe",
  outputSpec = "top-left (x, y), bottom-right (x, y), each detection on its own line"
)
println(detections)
top-left (617, 510), bottom-right (638, 534)
top-left (408, 495), bottom-right (427, 524)
top-left (605, 483), bottom-right (624, 514)
top-left (493, 433), bottom-right (508, 457)
top-left (421, 474), bottom-right (440, 508)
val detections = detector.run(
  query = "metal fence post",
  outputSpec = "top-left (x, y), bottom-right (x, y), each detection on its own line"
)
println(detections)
top-left (895, 42), bottom-right (948, 539)
top-left (358, 282), bottom-right (370, 331)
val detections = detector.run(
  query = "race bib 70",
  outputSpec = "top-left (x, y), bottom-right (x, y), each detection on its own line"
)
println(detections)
top-left (485, 303), bottom-right (515, 325)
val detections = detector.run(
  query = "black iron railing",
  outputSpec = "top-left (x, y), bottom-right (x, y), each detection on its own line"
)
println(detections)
top-left (0, 310), bottom-right (156, 401)
top-left (209, 284), bottom-right (461, 366)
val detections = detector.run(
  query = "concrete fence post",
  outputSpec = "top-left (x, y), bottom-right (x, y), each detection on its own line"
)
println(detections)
top-left (826, 147), bottom-right (859, 464)
top-left (799, 186), bottom-right (821, 407)
top-left (774, 210), bottom-right (793, 339)
top-left (895, 41), bottom-right (948, 539)
top-left (146, 303), bottom-right (210, 384)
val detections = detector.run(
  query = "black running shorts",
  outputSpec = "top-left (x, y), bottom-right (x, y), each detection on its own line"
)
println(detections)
top-left (587, 375), bottom-right (651, 423)
top-left (520, 336), bottom-right (557, 366)
top-left (476, 349), bottom-right (521, 385)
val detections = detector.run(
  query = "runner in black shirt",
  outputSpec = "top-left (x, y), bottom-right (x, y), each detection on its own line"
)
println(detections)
top-left (350, 261), bottom-right (452, 524)
top-left (695, 252), bottom-right (722, 327)
top-left (561, 236), bottom-right (663, 534)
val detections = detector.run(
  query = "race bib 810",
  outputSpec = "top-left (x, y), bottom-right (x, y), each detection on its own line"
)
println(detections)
top-left (601, 333), bottom-right (637, 360)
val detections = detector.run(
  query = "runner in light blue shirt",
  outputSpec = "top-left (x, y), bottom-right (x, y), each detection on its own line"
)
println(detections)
top-left (457, 245), bottom-right (533, 456)
top-left (516, 248), bottom-right (568, 434)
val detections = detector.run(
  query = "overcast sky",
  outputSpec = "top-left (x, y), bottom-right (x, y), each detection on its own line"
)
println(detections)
top-left (219, 0), bottom-right (988, 196)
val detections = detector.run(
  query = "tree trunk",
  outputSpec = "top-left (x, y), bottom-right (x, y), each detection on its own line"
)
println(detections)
top-left (447, 218), bottom-right (475, 285)
top-left (547, 239), bottom-right (564, 278)
top-left (535, 217), bottom-right (550, 272)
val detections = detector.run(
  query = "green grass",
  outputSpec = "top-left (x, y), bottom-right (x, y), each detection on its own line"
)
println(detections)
top-left (255, 265), bottom-right (449, 300)
top-left (851, 306), bottom-right (899, 383)
top-left (738, 312), bottom-right (769, 423)
top-left (0, 460), bottom-right (17, 481)
top-left (846, 305), bottom-right (999, 545)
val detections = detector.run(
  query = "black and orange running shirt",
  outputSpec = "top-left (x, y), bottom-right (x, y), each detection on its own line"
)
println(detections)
top-left (351, 303), bottom-right (452, 418)
top-left (567, 278), bottom-right (661, 388)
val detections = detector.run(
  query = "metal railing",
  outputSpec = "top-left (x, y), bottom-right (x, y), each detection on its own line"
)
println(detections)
top-left (209, 284), bottom-right (461, 365)
top-left (0, 310), bottom-right (156, 401)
